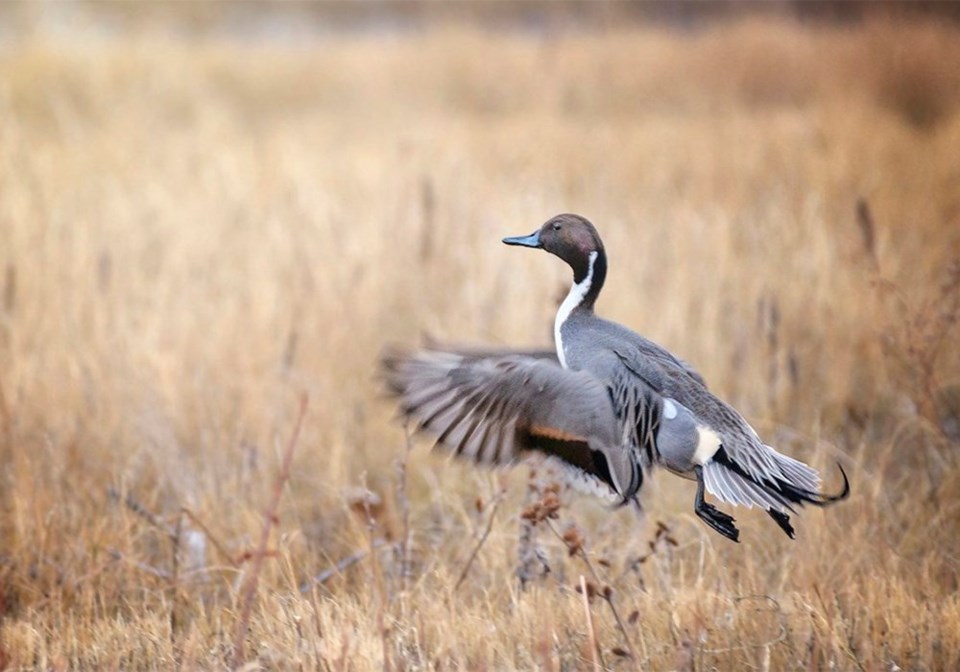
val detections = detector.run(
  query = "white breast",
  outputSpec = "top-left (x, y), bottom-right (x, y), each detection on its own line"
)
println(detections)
top-left (554, 250), bottom-right (598, 369)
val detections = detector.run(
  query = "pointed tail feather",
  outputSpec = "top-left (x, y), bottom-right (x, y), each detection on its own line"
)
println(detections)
top-left (705, 446), bottom-right (849, 514)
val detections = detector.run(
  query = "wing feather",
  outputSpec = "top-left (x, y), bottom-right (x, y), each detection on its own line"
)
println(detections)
top-left (381, 347), bottom-right (636, 497)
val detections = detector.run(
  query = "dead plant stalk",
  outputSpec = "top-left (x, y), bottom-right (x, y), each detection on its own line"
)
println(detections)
top-left (546, 519), bottom-right (641, 665)
top-left (580, 575), bottom-right (601, 672)
top-left (231, 394), bottom-right (309, 669)
top-left (454, 489), bottom-right (505, 592)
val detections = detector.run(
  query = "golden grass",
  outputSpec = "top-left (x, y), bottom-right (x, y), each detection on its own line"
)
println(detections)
top-left (2, 17), bottom-right (960, 670)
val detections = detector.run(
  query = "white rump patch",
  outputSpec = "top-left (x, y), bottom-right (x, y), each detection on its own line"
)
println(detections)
top-left (693, 426), bottom-right (723, 465)
top-left (554, 250), bottom-right (598, 369)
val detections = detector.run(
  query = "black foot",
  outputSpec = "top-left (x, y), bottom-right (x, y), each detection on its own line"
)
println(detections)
top-left (767, 509), bottom-right (795, 539)
top-left (693, 465), bottom-right (740, 542)
top-left (696, 500), bottom-right (740, 542)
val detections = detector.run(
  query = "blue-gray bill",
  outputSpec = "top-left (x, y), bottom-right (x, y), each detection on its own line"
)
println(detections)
top-left (502, 231), bottom-right (542, 248)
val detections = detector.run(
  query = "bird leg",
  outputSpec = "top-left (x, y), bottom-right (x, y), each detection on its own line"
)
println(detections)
top-left (694, 466), bottom-right (740, 543)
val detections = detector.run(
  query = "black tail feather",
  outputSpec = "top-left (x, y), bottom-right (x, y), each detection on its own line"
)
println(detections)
top-left (767, 509), bottom-right (795, 539)
top-left (773, 462), bottom-right (850, 508)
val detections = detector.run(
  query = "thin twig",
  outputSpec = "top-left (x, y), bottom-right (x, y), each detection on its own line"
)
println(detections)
top-left (108, 488), bottom-right (176, 539)
top-left (855, 198), bottom-right (880, 273)
top-left (0, 379), bottom-right (11, 450)
top-left (396, 425), bottom-right (413, 592)
top-left (546, 519), bottom-right (640, 664)
top-left (108, 549), bottom-right (172, 579)
top-left (304, 581), bottom-right (328, 672)
top-left (170, 512), bottom-right (183, 667)
top-left (182, 507), bottom-right (239, 567)
top-left (580, 575), bottom-right (601, 672)
top-left (361, 484), bottom-right (393, 672)
top-left (454, 489), bottom-right (505, 592)
top-left (703, 595), bottom-right (787, 654)
top-left (232, 394), bottom-right (308, 669)
top-left (517, 469), bottom-right (551, 589)
top-left (299, 538), bottom-right (390, 592)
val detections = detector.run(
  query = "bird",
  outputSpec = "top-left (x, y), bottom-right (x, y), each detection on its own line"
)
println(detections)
top-left (381, 213), bottom-right (848, 542)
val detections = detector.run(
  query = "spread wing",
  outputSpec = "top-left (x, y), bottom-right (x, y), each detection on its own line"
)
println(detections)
top-left (381, 347), bottom-right (641, 499)
top-left (418, 338), bottom-right (560, 364)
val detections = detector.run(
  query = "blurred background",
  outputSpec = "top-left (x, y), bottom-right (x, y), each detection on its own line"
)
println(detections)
top-left (5, 0), bottom-right (960, 35)
top-left (1, 2), bottom-right (959, 669)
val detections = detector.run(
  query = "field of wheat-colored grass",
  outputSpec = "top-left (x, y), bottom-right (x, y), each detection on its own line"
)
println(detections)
top-left (1, 17), bottom-right (960, 670)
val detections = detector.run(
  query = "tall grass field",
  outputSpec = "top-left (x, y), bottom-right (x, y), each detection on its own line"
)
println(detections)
top-left (1, 16), bottom-right (960, 670)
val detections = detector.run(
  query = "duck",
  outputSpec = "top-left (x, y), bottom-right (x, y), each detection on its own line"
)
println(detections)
top-left (381, 213), bottom-right (848, 542)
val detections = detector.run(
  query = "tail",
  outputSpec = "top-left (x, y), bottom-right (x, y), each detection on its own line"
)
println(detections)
top-left (703, 446), bottom-right (849, 538)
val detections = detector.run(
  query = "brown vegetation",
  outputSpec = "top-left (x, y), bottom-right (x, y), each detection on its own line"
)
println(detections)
top-left (1, 17), bottom-right (959, 670)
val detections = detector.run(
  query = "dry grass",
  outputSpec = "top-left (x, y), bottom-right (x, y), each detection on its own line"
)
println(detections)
top-left (2, 16), bottom-right (960, 670)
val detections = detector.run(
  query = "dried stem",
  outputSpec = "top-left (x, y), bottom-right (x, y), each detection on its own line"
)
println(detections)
top-left (362, 491), bottom-right (393, 672)
top-left (856, 197), bottom-right (880, 272)
top-left (704, 595), bottom-right (786, 654)
top-left (580, 575), bottom-right (601, 672)
top-left (454, 489), bottom-right (505, 592)
top-left (517, 469), bottom-right (551, 589)
top-left (395, 426), bottom-right (413, 592)
top-left (0, 379), bottom-right (11, 451)
top-left (858, 199), bottom-right (960, 443)
top-left (170, 512), bottom-right (183, 666)
top-left (108, 549), bottom-right (172, 579)
top-left (181, 507), bottom-right (238, 567)
top-left (109, 488), bottom-right (175, 539)
top-left (231, 394), bottom-right (308, 669)
top-left (304, 580), bottom-right (328, 670)
top-left (546, 519), bottom-right (640, 665)
top-left (300, 538), bottom-right (390, 592)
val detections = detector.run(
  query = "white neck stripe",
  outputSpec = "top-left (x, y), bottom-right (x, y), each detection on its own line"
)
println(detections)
top-left (554, 250), bottom-right (598, 369)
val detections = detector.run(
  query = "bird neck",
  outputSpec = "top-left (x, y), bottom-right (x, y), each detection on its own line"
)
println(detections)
top-left (574, 249), bottom-right (606, 312)
top-left (558, 249), bottom-right (605, 321)
top-left (554, 249), bottom-right (605, 368)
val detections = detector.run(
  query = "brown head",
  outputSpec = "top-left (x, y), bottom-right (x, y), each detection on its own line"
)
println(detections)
top-left (503, 213), bottom-right (606, 286)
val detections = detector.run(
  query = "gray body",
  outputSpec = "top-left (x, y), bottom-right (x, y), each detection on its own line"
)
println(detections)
top-left (559, 309), bottom-right (706, 475)
top-left (560, 310), bottom-right (784, 479)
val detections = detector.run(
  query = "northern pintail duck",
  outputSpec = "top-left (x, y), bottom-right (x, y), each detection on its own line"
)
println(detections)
top-left (382, 214), bottom-right (848, 542)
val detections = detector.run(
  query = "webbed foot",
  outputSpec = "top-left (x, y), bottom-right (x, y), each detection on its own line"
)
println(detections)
top-left (693, 466), bottom-right (740, 543)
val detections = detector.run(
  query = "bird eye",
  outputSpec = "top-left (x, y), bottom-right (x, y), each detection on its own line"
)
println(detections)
top-left (552, 222), bottom-right (562, 231)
